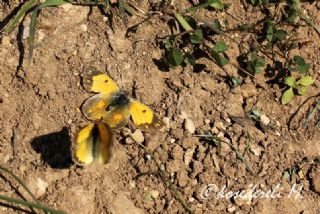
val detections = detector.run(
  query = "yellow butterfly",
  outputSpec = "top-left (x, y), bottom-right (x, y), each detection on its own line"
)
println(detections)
top-left (81, 66), bottom-right (163, 131)
top-left (74, 122), bottom-right (112, 165)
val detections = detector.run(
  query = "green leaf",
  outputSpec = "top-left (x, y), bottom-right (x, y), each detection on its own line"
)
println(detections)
top-left (213, 19), bottom-right (222, 30)
top-left (164, 37), bottom-right (173, 50)
top-left (211, 51), bottom-right (229, 67)
top-left (293, 56), bottom-right (310, 73)
top-left (167, 48), bottom-right (184, 67)
top-left (230, 77), bottom-right (242, 87)
top-left (184, 53), bottom-right (196, 65)
top-left (266, 25), bottom-right (274, 35)
top-left (281, 87), bottom-right (294, 105)
top-left (255, 57), bottom-right (265, 67)
top-left (284, 76), bottom-right (296, 87)
top-left (283, 170), bottom-right (290, 180)
top-left (266, 34), bottom-right (273, 41)
top-left (274, 29), bottom-right (287, 41)
top-left (297, 76), bottom-right (314, 86)
top-left (209, 0), bottom-right (224, 9)
top-left (252, 108), bottom-right (262, 117)
top-left (190, 29), bottom-right (203, 44)
top-left (213, 41), bottom-right (228, 53)
top-left (294, 55), bottom-right (306, 66)
top-left (3, 0), bottom-right (37, 34)
top-left (297, 64), bottom-right (310, 73)
top-left (255, 67), bottom-right (263, 74)
top-left (297, 86), bottom-right (308, 95)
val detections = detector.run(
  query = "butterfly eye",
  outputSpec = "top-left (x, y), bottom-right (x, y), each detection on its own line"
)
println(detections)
top-left (105, 105), bottom-right (112, 111)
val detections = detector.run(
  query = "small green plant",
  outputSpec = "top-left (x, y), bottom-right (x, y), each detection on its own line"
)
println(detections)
top-left (210, 41), bottom-right (229, 67)
top-left (160, 1), bottom-right (231, 68)
top-left (287, 55), bottom-right (311, 74)
top-left (281, 75), bottom-right (315, 105)
top-left (246, 50), bottom-right (265, 74)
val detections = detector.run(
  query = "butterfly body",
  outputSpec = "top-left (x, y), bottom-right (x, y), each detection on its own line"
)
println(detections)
top-left (81, 66), bottom-right (164, 131)
top-left (109, 91), bottom-right (130, 109)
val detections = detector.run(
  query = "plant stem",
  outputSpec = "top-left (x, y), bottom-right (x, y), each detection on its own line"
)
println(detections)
top-left (291, 0), bottom-right (320, 37)
top-left (174, 12), bottom-right (193, 31)
top-left (2, 0), bottom-right (38, 35)
top-left (0, 194), bottom-right (66, 214)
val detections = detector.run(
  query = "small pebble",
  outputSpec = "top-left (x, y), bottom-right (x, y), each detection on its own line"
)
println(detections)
top-left (129, 180), bottom-right (136, 188)
top-left (121, 127), bottom-right (132, 137)
top-left (217, 132), bottom-right (224, 138)
top-left (80, 24), bottom-right (88, 32)
top-left (149, 190), bottom-right (159, 199)
top-left (130, 129), bottom-right (144, 144)
top-left (250, 144), bottom-right (261, 156)
top-left (260, 114), bottom-right (270, 126)
top-left (211, 127), bottom-right (219, 134)
top-left (184, 147), bottom-right (195, 166)
top-left (216, 121), bottom-right (227, 131)
top-left (227, 206), bottom-right (236, 213)
top-left (189, 197), bottom-right (195, 203)
top-left (220, 142), bottom-right (231, 156)
top-left (184, 118), bottom-right (195, 134)
top-left (163, 117), bottom-right (170, 129)
top-left (38, 30), bottom-right (45, 41)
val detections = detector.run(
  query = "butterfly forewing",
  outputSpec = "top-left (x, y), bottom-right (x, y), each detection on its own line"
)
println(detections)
top-left (82, 66), bottom-right (119, 95)
top-left (128, 99), bottom-right (164, 131)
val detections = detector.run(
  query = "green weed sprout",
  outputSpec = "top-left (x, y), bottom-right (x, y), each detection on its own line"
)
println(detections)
top-left (281, 76), bottom-right (315, 105)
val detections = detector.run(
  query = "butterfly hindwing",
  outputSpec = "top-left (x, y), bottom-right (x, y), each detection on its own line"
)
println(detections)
top-left (128, 99), bottom-right (163, 131)
top-left (103, 105), bottom-right (131, 129)
top-left (75, 122), bottom-right (112, 165)
top-left (82, 93), bottom-right (114, 121)
top-left (95, 122), bottom-right (113, 164)
top-left (82, 66), bottom-right (119, 95)
top-left (75, 123), bottom-right (95, 164)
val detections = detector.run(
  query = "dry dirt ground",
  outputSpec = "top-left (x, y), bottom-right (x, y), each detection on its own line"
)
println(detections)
top-left (0, 0), bottom-right (320, 213)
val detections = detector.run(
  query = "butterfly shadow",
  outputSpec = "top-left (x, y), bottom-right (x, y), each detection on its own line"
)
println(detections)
top-left (31, 127), bottom-right (73, 169)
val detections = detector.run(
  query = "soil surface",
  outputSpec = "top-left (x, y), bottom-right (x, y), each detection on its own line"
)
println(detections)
top-left (0, 1), bottom-right (320, 214)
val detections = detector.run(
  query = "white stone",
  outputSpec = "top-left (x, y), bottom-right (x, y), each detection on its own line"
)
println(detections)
top-left (184, 147), bottom-right (195, 166)
top-left (130, 129), bottom-right (144, 144)
top-left (163, 117), bottom-right (170, 129)
top-left (149, 190), bottom-right (159, 199)
top-left (260, 114), bottom-right (270, 126)
top-left (184, 118), bottom-right (195, 134)
top-left (80, 24), bottom-right (88, 32)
